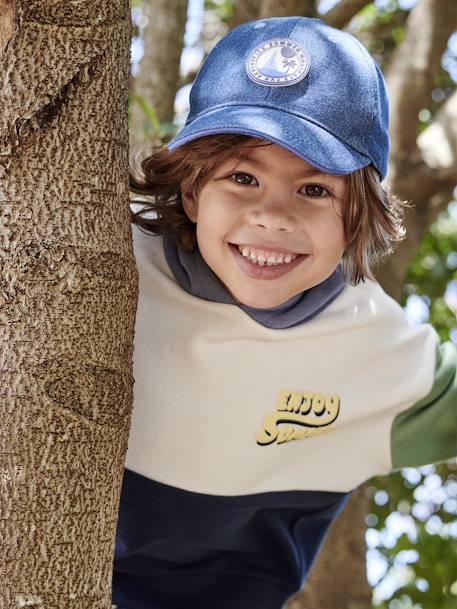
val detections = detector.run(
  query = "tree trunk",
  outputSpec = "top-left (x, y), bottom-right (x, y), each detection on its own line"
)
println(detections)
top-left (256, 0), bottom-right (316, 19)
top-left (230, 0), bottom-right (315, 26)
top-left (130, 0), bottom-right (188, 154)
top-left (229, 0), bottom-right (262, 28)
top-left (0, 2), bottom-right (134, 607)
top-left (377, 0), bottom-right (457, 299)
top-left (286, 484), bottom-right (372, 609)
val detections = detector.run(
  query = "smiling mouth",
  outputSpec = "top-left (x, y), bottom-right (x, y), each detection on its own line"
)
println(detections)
top-left (228, 243), bottom-right (310, 280)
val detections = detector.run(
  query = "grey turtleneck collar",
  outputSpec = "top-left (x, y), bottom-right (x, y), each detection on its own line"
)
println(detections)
top-left (163, 237), bottom-right (346, 329)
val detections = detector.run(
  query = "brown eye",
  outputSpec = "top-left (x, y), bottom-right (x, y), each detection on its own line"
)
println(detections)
top-left (232, 173), bottom-right (258, 186)
top-left (304, 184), bottom-right (329, 197)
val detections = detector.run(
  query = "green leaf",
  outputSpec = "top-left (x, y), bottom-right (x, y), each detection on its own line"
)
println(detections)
top-left (130, 94), bottom-right (161, 136)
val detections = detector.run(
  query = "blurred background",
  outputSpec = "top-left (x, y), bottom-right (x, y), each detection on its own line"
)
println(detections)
top-left (127, 1), bottom-right (457, 607)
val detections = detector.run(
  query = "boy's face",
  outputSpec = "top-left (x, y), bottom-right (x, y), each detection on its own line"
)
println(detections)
top-left (182, 141), bottom-right (347, 309)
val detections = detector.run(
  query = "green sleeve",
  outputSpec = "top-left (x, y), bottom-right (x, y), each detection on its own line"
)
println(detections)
top-left (390, 340), bottom-right (457, 471)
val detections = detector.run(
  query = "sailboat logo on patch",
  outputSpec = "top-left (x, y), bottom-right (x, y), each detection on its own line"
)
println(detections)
top-left (246, 38), bottom-right (310, 87)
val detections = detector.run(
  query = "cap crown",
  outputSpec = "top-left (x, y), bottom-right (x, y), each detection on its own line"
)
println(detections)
top-left (186, 17), bottom-right (389, 178)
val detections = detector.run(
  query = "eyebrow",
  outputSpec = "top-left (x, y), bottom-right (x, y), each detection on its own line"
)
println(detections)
top-left (235, 153), bottom-right (328, 177)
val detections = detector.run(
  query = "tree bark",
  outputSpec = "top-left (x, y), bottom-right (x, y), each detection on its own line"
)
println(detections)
top-left (256, 0), bottom-right (316, 19)
top-left (230, 0), bottom-right (315, 28)
top-left (230, 0), bottom-right (372, 29)
top-left (229, 0), bottom-right (262, 28)
top-left (0, 0), bottom-right (18, 55)
top-left (286, 485), bottom-right (372, 609)
top-left (130, 0), bottom-right (188, 154)
top-left (0, 2), bottom-right (134, 607)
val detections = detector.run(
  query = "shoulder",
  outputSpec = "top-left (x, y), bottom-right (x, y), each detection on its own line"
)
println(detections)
top-left (318, 277), bottom-right (428, 336)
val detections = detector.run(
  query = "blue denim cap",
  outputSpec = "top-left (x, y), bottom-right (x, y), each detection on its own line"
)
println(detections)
top-left (168, 16), bottom-right (390, 180)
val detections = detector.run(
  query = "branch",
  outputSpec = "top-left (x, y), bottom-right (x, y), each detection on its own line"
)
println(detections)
top-left (324, 0), bottom-right (371, 29)
top-left (386, 0), bottom-right (457, 175)
top-left (257, 0), bottom-right (316, 18)
top-left (229, 0), bottom-right (316, 27)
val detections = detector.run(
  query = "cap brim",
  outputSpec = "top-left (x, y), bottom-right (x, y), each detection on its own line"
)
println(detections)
top-left (168, 105), bottom-right (371, 176)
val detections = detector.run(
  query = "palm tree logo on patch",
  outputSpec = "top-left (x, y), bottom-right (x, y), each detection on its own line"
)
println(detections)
top-left (246, 39), bottom-right (310, 87)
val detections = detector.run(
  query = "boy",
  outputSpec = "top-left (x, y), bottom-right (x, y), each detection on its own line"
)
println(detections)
top-left (112, 16), bottom-right (457, 609)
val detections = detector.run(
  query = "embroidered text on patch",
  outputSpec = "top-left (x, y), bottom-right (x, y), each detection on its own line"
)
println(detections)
top-left (255, 389), bottom-right (340, 446)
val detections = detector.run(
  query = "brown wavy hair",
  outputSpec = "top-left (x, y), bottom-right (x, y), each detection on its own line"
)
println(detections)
top-left (130, 134), bottom-right (407, 285)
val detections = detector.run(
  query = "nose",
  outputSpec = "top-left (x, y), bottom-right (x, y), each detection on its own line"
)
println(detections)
top-left (247, 200), bottom-right (297, 233)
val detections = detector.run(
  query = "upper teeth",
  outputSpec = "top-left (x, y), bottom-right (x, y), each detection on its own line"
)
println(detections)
top-left (237, 245), bottom-right (299, 266)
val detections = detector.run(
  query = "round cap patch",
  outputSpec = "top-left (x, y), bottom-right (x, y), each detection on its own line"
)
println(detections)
top-left (246, 38), bottom-right (310, 87)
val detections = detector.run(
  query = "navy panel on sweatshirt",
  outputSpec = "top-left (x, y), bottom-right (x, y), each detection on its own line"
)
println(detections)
top-left (112, 468), bottom-right (351, 609)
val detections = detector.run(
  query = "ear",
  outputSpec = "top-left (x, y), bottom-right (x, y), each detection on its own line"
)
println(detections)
top-left (181, 188), bottom-right (198, 223)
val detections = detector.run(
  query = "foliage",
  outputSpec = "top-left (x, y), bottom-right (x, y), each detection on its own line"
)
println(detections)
top-left (128, 94), bottom-right (178, 142)
top-left (403, 204), bottom-right (457, 342)
top-left (354, 1), bottom-right (410, 65)
top-left (366, 462), bottom-right (457, 608)
top-left (204, 0), bottom-right (234, 21)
